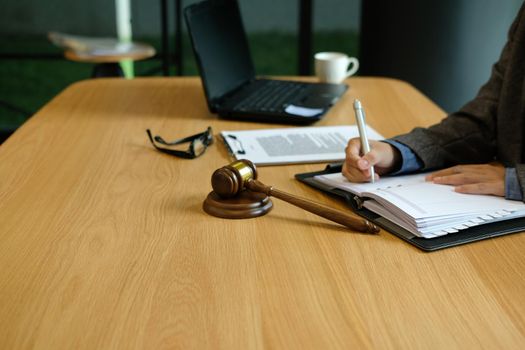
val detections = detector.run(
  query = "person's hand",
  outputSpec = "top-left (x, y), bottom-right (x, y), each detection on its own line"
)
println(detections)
top-left (342, 138), bottom-right (400, 182)
top-left (426, 163), bottom-right (505, 196)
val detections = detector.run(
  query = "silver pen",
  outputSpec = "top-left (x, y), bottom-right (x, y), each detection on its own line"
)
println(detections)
top-left (353, 99), bottom-right (375, 183)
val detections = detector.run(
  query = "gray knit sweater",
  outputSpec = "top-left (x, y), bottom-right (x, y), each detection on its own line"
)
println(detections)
top-left (393, 2), bottom-right (525, 201)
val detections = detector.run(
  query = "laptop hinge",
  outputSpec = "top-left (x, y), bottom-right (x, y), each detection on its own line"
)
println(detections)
top-left (217, 78), bottom-right (255, 106)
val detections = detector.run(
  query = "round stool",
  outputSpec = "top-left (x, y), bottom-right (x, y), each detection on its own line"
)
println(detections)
top-left (64, 42), bottom-right (156, 78)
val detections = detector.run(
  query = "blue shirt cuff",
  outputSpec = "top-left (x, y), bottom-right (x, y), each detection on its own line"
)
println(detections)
top-left (505, 168), bottom-right (523, 201)
top-left (382, 140), bottom-right (423, 175)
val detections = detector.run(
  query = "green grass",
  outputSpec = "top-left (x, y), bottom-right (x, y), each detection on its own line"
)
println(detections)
top-left (0, 30), bottom-right (358, 132)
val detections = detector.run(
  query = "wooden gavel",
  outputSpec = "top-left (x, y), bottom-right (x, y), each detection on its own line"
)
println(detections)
top-left (210, 159), bottom-right (379, 233)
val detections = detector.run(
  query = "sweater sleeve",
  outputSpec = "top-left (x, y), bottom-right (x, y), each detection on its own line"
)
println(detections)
top-left (391, 4), bottom-right (523, 171)
top-left (382, 140), bottom-right (423, 175)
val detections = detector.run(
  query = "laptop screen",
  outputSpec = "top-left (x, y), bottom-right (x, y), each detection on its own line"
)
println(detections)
top-left (185, 0), bottom-right (255, 104)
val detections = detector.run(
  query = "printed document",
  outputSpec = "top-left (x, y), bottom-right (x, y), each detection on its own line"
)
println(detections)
top-left (220, 125), bottom-right (384, 166)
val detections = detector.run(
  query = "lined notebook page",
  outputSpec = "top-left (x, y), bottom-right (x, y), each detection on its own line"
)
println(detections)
top-left (316, 172), bottom-right (424, 197)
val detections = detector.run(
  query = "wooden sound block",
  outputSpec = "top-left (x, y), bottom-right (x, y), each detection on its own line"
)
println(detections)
top-left (203, 190), bottom-right (273, 219)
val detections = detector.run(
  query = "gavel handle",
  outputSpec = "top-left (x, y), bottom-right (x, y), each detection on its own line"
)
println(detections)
top-left (246, 180), bottom-right (379, 234)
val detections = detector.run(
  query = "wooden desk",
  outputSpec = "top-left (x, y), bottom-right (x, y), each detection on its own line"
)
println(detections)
top-left (0, 77), bottom-right (523, 349)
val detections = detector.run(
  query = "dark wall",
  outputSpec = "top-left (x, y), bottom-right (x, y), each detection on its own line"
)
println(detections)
top-left (0, 0), bottom-right (359, 36)
top-left (360, 0), bottom-right (522, 112)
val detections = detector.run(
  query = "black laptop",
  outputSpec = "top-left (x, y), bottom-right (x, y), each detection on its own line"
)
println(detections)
top-left (184, 0), bottom-right (348, 124)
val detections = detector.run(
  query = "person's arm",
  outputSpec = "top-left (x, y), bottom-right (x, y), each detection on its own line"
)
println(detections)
top-left (342, 139), bottom-right (400, 182)
top-left (381, 140), bottom-right (423, 175)
top-left (392, 4), bottom-right (524, 170)
top-left (384, 141), bottom-right (524, 201)
top-left (342, 138), bottom-right (423, 181)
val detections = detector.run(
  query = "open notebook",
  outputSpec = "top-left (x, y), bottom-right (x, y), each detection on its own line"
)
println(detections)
top-left (314, 172), bottom-right (525, 238)
top-left (296, 164), bottom-right (525, 250)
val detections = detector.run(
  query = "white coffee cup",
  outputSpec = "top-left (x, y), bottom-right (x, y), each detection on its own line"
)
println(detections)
top-left (314, 52), bottom-right (359, 83)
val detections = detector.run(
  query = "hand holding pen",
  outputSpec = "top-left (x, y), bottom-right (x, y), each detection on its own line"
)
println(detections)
top-left (353, 99), bottom-right (375, 183)
top-left (342, 99), bottom-right (401, 183)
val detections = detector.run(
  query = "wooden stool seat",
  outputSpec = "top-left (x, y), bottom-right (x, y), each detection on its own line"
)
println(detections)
top-left (49, 32), bottom-right (156, 77)
top-left (64, 42), bottom-right (155, 78)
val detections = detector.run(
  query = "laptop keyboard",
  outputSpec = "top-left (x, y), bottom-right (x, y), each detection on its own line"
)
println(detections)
top-left (233, 80), bottom-right (307, 113)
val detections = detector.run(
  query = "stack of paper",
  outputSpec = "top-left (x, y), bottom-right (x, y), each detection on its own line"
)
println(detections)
top-left (315, 173), bottom-right (525, 238)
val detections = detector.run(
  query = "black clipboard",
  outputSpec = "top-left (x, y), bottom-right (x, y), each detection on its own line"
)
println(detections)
top-left (295, 163), bottom-right (525, 251)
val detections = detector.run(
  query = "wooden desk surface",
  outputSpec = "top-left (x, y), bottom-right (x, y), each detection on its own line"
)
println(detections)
top-left (0, 77), bottom-right (523, 349)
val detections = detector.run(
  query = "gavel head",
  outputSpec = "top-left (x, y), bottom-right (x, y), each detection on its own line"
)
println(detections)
top-left (211, 159), bottom-right (258, 198)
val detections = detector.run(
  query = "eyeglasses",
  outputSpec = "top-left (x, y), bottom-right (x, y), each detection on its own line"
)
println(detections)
top-left (146, 127), bottom-right (213, 159)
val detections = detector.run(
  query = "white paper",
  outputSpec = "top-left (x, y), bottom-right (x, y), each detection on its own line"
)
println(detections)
top-left (220, 125), bottom-right (384, 166)
top-left (314, 172), bottom-right (525, 238)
